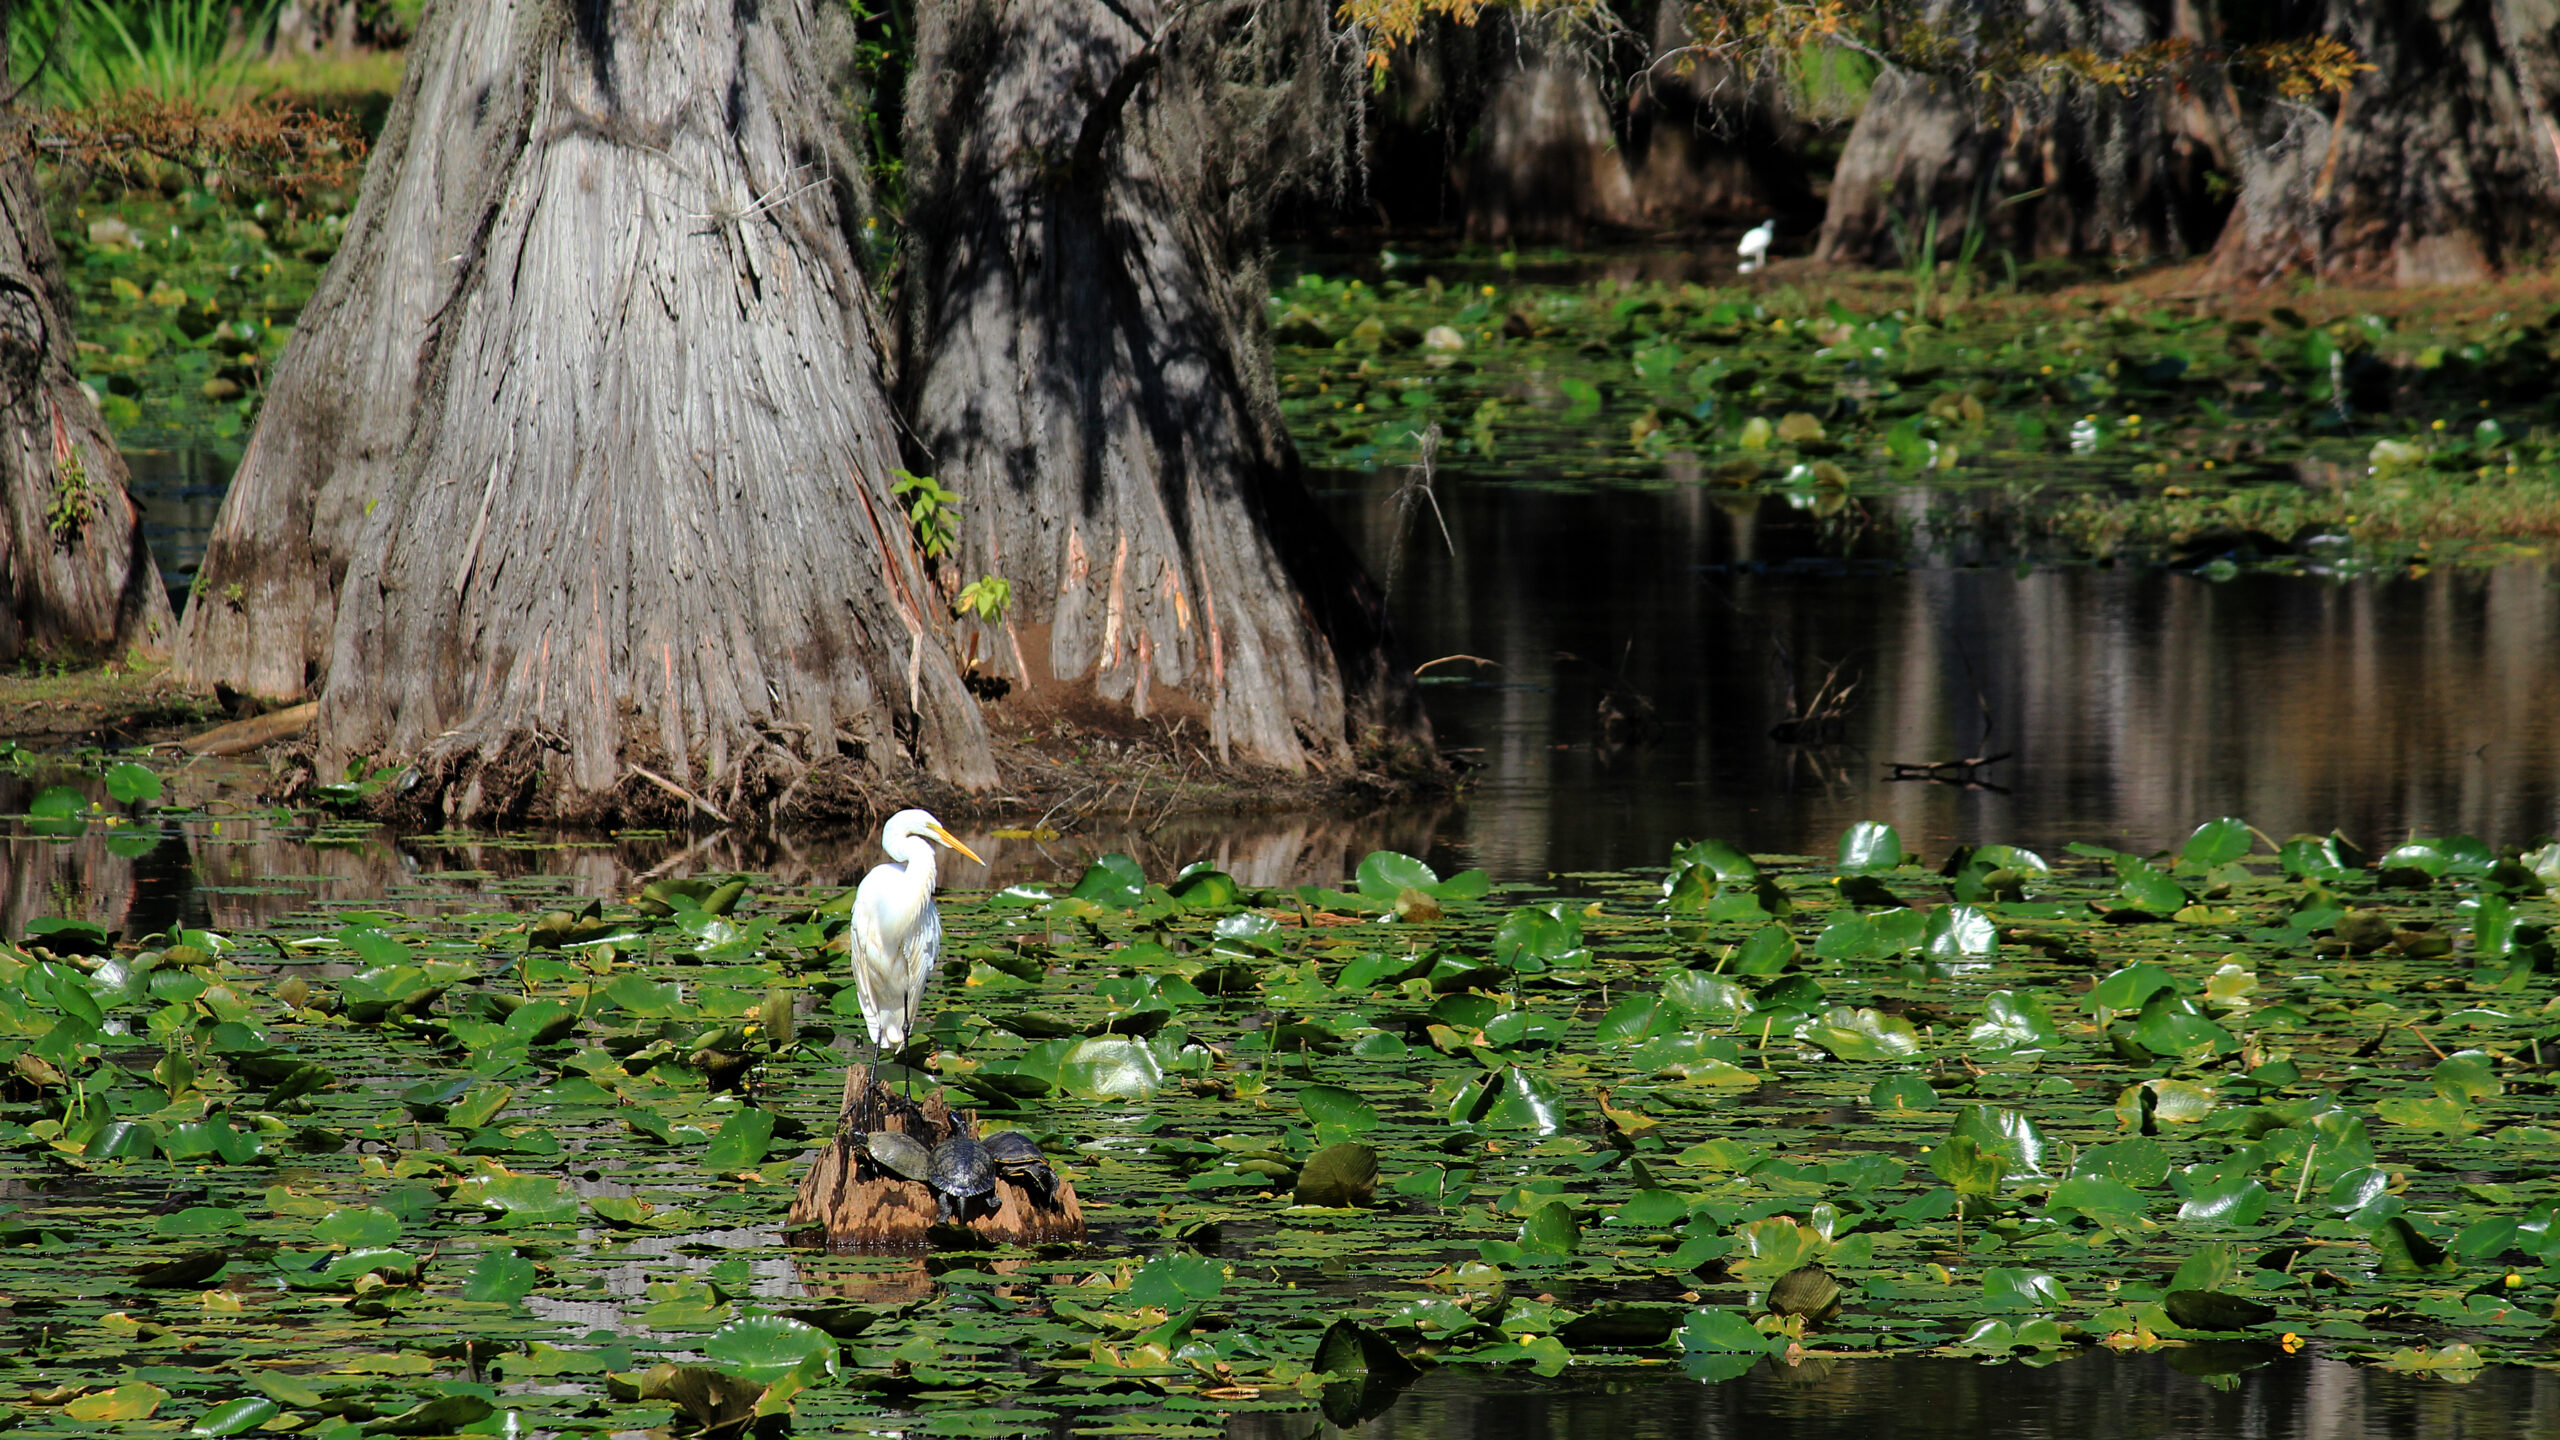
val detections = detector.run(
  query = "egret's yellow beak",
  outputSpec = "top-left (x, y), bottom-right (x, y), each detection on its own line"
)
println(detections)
top-left (927, 823), bottom-right (985, 866)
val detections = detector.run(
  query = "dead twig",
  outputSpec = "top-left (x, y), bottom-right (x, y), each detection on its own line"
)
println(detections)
top-left (627, 764), bottom-right (732, 825)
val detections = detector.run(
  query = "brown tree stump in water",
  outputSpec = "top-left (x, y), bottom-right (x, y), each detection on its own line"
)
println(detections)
top-left (788, 1066), bottom-right (1084, 1248)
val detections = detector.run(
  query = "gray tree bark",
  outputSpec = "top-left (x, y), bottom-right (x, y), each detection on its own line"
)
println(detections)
top-left (2205, 0), bottom-right (2560, 286)
top-left (1817, 1), bottom-right (2190, 265)
top-left (903, 0), bottom-right (1431, 773)
top-left (0, 85), bottom-right (171, 665)
top-left (178, 0), bottom-right (996, 825)
top-left (1464, 29), bottom-right (1641, 244)
top-left (173, 3), bottom-right (521, 702)
top-left (1625, 3), bottom-right (1819, 229)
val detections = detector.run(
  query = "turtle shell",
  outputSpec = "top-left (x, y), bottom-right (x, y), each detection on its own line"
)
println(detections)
top-left (929, 1135), bottom-right (997, 1198)
top-left (981, 1130), bottom-right (1046, 1168)
top-left (864, 1130), bottom-right (934, 1183)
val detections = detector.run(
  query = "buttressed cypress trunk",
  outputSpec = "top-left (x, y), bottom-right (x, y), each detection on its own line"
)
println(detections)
top-left (903, 0), bottom-right (1430, 772)
top-left (185, 0), bottom-right (996, 824)
top-left (0, 91), bottom-right (172, 664)
top-left (2206, 0), bottom-right (2560, 287)
top-left (173, 2), bottom-right (529, 703)
top-left (1817, 1), bottom-right (2195, 266)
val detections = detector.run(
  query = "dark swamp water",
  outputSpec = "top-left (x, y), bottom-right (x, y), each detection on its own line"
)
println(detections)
top-left (1234, 1353), bottom-right (2560, 1439)
top-left (102, 451), bottom-right (2560, 900)
top-left (16, 410), bottom-right (2560, 1434)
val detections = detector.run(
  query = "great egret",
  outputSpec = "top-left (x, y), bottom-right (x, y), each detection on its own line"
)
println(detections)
top-left (851, 808), bottom-right (985, 1070)
top-left (1737, 220), bottom-right (1776, 274)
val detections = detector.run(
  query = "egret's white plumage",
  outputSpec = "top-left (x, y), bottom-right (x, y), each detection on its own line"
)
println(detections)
top-left (1737, 220), bottom-right (1776, 273)
top-left (851, 808), bottom-right (984, 1058)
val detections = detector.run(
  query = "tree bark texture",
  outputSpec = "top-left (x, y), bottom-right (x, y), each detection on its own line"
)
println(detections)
top-left (1816, 2), bottom-right (2217, 266)
top-left (175, 3), bottom-right (530, 701)
top-left (1624, 5), bottom-right (1820, 229)
top-left (0, 103), bottom-right (171, 664)
top-left (1812, 0), bottom-right (2232, 266)
top-left (1463, 33), bottom-right (1641, 244)
top-left (186, 0), bottom-right (998, 825)
top-left (2205, 0), bottom-right (2560, 287)
top-left (903, 0), bottom-right (1431, 772)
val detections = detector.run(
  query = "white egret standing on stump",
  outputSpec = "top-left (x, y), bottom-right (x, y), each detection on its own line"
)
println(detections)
top-left (852, 809), bottom-right (985, 1078)
top-left (1737, 220), bottom-right (1776, 274)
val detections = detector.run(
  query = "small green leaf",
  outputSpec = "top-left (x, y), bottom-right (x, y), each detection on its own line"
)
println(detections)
top-left (2180, 817), bottom-right (2253, 867)
top-left (105, 762), bottom-right (164, 806)
top-left (1837, 821), bottom-right (1904, 872)
top-left (704, 1107), bottom-right (777, 1170)
top-left (462, 1248), bottom-right (541, 1306)
top-left (1518, 1200), bottom-right (1580, 1255)
top-left (1297, 1084), bottom-right (1380, 1140)
top-left (706, 1315), bottom-right (839, 1384)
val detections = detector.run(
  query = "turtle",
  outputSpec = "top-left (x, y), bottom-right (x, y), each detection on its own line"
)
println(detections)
top-left (981, 1129), bottom-right (1057, 1204)
top-left (927, 1134), bottom-right (998, 1222)
top-left (863, 1129), bottom-right (934, 1185)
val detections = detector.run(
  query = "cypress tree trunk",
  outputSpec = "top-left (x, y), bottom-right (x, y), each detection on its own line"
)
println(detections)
top-left (1812, 67), bottom-right (1992, 264)
top-left (1816, 1), bottom-right (2197, 265)
top-left (181, 0), bottom-right (997, 824)
top-left (1624, 5), bottom-right (1819, 229)
top-left (0, 95), bottom-right (172, 664)
top-left (2206, 0), bottom-right (2560, 286)
top-left (172, 4), bottom-right (524, 702)
top-left (1463, 31), bottom-right (1640, 244)
top-left (903, 0), bottom-right (1430, 772)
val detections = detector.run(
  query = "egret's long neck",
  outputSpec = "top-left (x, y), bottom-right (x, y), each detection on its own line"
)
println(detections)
top-left (893, 836), bottom-right (940, 896)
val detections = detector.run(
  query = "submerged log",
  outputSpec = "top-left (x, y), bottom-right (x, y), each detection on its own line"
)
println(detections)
top-left (788, 1065), bottom-right (1084, 1248)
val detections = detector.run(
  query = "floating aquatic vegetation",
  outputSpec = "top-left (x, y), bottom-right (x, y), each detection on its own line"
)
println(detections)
top-left (1268, 263), bottom-right (2560, 570)
top-left (0, 810), bottom-right (2557, 1434)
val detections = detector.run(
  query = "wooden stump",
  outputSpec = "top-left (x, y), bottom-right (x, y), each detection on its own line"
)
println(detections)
top-left (788, 1066), bottom-right (1085, 1247)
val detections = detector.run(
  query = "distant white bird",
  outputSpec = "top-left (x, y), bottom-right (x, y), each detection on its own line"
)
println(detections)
top-left (1737, 220), bottom-right (1777, 274)
top-left (851, 808), bottom-right (985, 1065)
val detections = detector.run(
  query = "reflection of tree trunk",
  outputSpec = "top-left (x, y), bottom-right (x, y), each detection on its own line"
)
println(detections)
top-left (2205, 1), bottom-right (2560, 287)
top-left (1465, 34), bottom-right (1639, 244)
top-left (0, 71), bottom-right (172, 665)
top-left (904, 0), bottom-right (1430, 773)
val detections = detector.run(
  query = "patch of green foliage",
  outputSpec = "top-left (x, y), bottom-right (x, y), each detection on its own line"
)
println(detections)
top-left (10, 0), bottom-right (282, 107)
top-left (2, 798), bottom-right (2559, 1431)
top-left (54, 185), bottom-right (344, 452)
top-left (1266, 261), bottom-right (2560, 571)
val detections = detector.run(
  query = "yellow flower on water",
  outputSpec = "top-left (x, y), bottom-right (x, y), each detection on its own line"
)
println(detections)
top-left (1480, 285), bottom-right (1495, 296)
top-left (2432, 418), bottom-right (2447, 430)
top-left (2281, 1333), bottom-right (2303, 1353)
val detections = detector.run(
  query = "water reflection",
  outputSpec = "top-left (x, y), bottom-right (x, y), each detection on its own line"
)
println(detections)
top-left (0, 779), bottom-right (1449, 940)
top-left (1232, 1355), bottom-right (2560, 1440)
top-left (13, 453), bottom-right (2560, 927)
top-left (126, 446), bottom-right (236, 603)
top-left (1322, 469), bottom-right (2560, 876)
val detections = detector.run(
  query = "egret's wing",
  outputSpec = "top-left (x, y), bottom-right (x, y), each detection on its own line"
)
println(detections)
top-left (898, 900), bottom-right (943, 1049)
top-left (850, 868), bottom-right (896, 1048)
